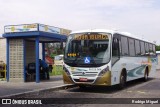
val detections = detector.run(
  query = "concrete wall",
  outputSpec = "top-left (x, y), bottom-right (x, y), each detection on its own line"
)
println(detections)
top-left (0, 38), bottom-right (6, 63)
top-left (9, 39), bottom-right (24, 82)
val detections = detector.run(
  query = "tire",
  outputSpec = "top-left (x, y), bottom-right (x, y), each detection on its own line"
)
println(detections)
top-left (143, 68), bottom-right (148, 82)
top-left (118, 72), bottom-right (126, 89)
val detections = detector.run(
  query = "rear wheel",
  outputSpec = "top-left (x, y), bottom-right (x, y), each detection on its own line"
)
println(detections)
top-left (143, 68), bottom-right (148, 82)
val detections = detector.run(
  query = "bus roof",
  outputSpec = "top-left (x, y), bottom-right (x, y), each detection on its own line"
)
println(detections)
top-left (71, 29), bottom-right (155, 45)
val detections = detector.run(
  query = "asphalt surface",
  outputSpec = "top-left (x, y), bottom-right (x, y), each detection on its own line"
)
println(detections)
top-left (25, 70), bottom-right (160, 106)
top-left (1, 70), bottom-right (160, 107)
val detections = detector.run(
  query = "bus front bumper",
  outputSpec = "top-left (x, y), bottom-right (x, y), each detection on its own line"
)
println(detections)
top-left (63, 71), bottom-right (111, 86)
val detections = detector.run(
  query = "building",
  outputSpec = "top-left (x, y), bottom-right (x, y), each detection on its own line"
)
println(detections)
top-left (0, 35), bottom-right (6, 63)
top-left (3, 23), bottom-right (69, 82)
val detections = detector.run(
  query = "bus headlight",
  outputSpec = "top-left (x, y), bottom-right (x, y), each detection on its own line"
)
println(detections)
top-left (63, 66), bottom-right (70, 75)
top-left (98, 66), bottom-right (109, 76)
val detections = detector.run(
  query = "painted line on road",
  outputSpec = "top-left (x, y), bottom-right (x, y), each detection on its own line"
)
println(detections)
top-left (137, 91), bottom-right (146, 94)
top-left (127, 91), bottom-right (132, 93)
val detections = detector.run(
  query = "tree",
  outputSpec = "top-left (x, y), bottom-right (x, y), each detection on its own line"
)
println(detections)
top-left (156, 45), bottom-right (160, 51)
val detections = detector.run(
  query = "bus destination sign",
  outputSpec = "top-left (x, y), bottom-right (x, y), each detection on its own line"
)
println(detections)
top-left (74, 34), bottom-right (108, 40)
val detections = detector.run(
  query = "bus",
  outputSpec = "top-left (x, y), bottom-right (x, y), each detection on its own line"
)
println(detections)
top-left (63, 29), bottom-right (157, 89)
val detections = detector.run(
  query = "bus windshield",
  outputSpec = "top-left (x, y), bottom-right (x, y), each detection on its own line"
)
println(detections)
top-left (64, 33), bottom-right (111, 67)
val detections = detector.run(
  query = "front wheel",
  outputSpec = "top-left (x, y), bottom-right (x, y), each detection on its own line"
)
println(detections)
top-left (118, 73), bottom-right (126, 89)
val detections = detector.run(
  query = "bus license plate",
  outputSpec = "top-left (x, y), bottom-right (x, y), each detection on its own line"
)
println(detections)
top-left (79, 78), bottom-right (88, 82)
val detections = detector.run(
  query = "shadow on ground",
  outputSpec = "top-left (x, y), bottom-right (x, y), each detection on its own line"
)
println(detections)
top-left (66, 78), bottom-right (155, 94)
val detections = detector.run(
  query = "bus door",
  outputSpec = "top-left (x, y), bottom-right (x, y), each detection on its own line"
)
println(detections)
top-left (111, 34), bottom-right (121, 85)
top-left (112, 34), bottom-right (120, 65)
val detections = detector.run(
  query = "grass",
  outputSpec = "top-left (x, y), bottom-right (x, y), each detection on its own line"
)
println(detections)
top-left (49, 65), bottom-right (63, 76)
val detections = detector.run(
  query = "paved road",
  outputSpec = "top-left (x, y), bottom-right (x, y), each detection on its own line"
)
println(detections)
top-left (13, 70), bottom-right (160, 107)
top-left (1, 70), bottom-right (160, 107)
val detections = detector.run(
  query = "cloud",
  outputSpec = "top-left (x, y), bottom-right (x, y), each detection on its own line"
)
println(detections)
top-left (0, 0), bottom-right (160, 44)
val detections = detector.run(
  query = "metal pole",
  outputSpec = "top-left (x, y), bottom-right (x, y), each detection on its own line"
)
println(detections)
top-left (42, 43), bottom-right (45, 61)
top-left (35, 37), bottom-right (40, 83)
top-left (6, 39), bottom-right (9, 82)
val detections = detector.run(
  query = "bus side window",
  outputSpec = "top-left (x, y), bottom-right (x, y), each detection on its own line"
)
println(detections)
top-left (112, 37), bottom-right (120, 65)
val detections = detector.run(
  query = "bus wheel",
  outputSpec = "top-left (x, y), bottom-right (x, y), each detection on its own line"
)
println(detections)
top-left (118, 72), bottom-right (126, 89)
top-left (143, 68), bottom-right (148, 82)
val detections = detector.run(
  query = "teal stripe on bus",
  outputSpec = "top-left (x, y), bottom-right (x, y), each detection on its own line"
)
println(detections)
top-left (127, 65), bottom-right (146, 77)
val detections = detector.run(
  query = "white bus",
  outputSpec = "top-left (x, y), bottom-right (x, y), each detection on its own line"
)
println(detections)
top-left (63, 29), bottom-right (156, 88)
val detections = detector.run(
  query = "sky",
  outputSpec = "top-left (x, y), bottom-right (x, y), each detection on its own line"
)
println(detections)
top-left (0, 0), bottom-right (160, 44)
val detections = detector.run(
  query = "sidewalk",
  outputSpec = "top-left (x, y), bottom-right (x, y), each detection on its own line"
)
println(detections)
top-left (0, 75), bottom-right (66, 97)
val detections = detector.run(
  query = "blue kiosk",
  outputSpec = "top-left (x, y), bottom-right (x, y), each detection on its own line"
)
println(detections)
top-left (3, 23), bottom-right (69, 83)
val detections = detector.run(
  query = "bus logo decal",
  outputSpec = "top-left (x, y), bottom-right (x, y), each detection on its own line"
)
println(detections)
top-left (84, 57), bottom-right (91, 64)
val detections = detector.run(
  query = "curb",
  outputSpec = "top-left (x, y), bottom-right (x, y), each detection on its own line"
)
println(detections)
top-left (0, 84), bottom-right (76, 98)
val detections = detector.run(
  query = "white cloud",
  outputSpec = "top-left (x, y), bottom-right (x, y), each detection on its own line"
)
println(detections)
top-left (0, 0), bottom-right (160, 44)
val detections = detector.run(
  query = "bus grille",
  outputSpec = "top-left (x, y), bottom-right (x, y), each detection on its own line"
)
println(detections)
top-left (72, 72), bottom-right (98, 77)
